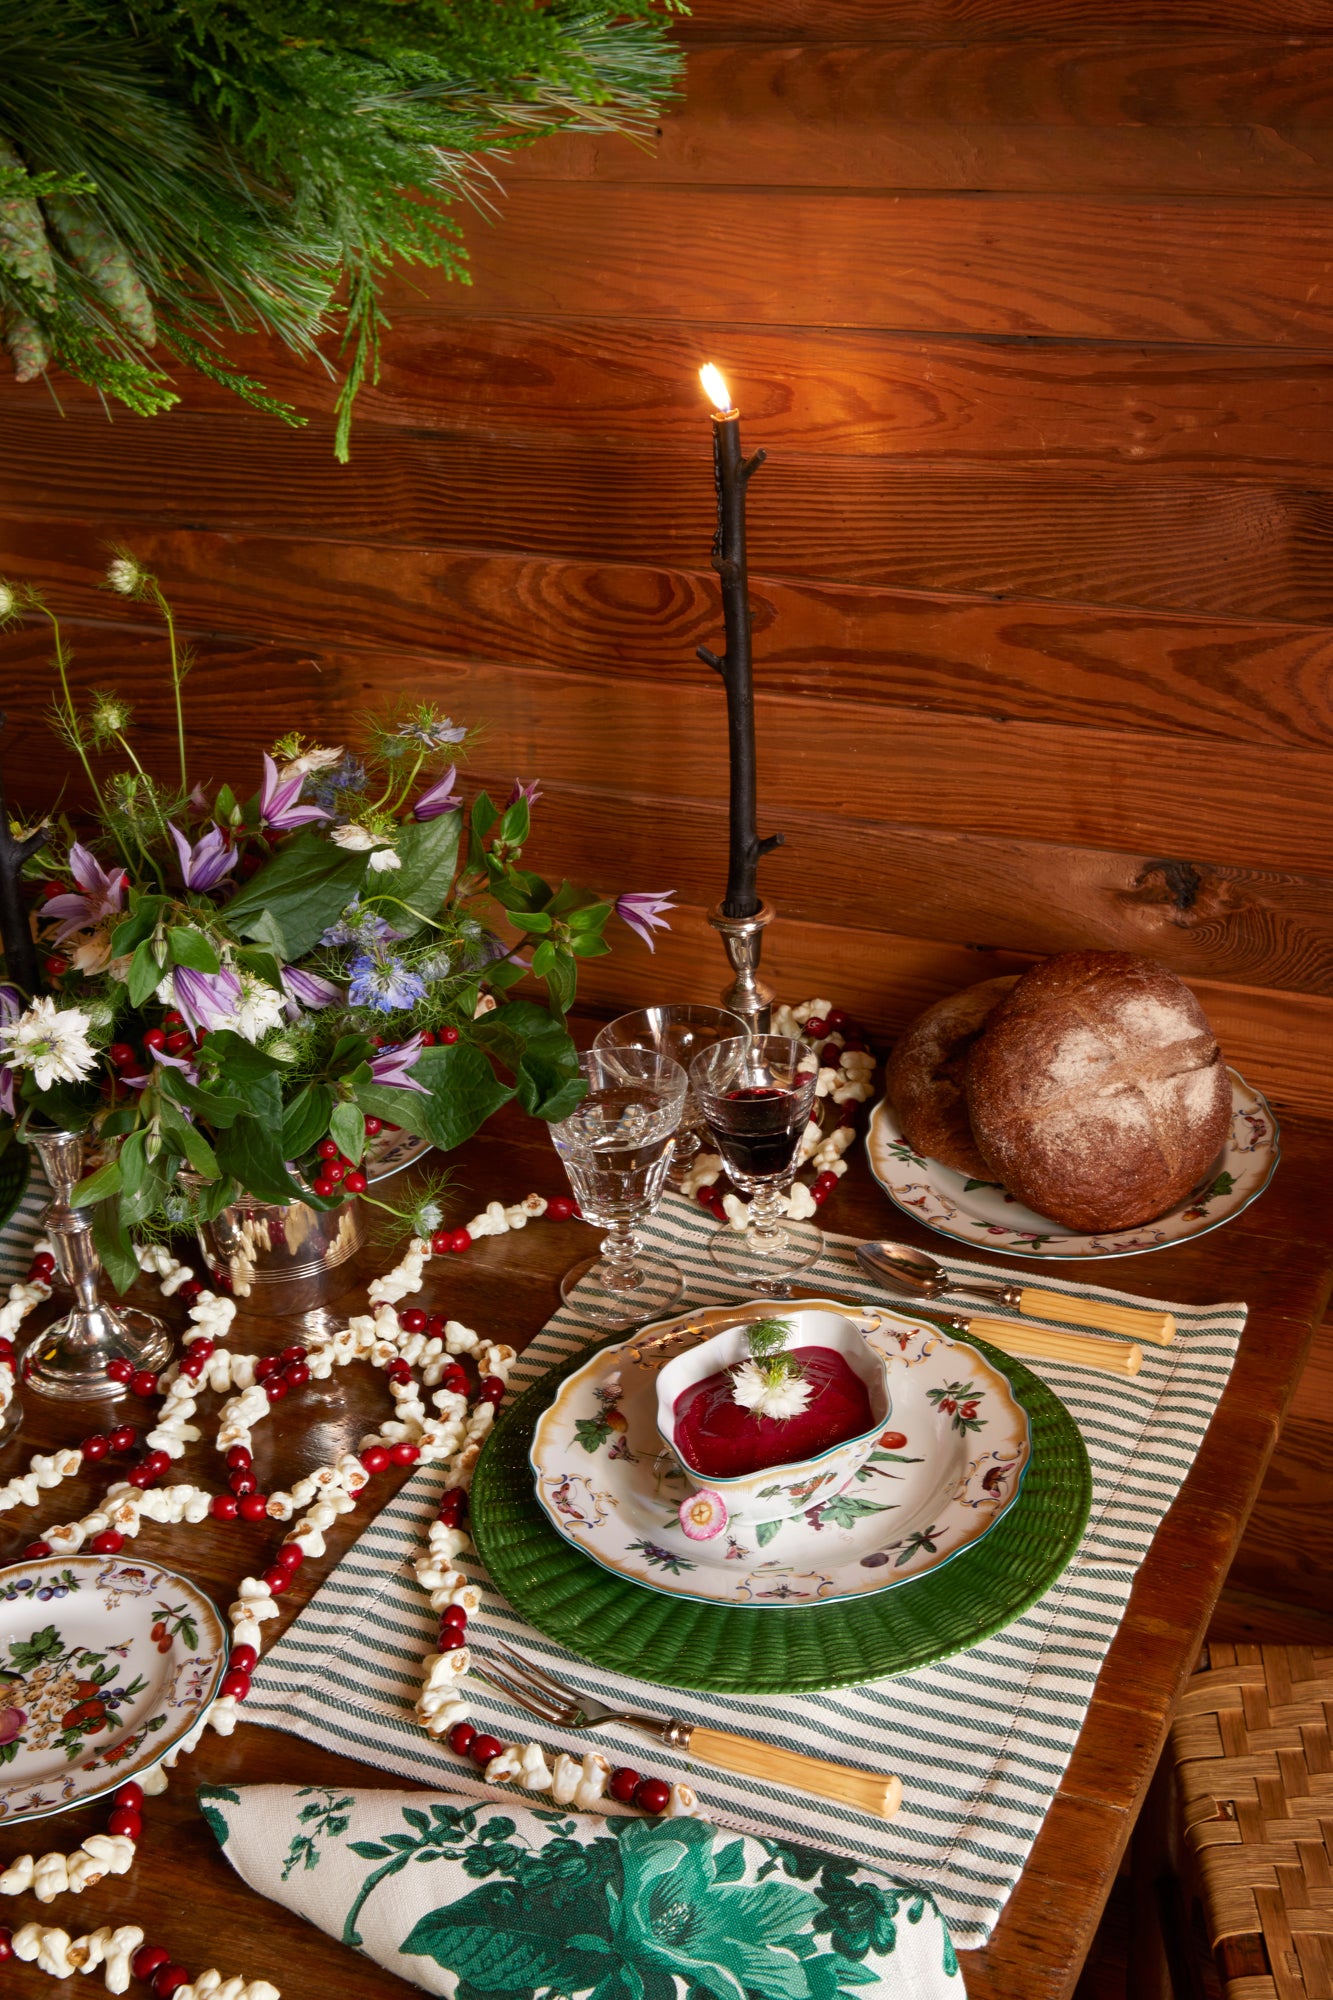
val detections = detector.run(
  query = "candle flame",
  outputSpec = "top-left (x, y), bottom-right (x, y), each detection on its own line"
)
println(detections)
top-left (699, 363), bottom-right (735, 415)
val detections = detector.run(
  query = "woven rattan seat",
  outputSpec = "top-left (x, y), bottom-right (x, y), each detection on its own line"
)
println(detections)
top-left (1168, 1642), bottom-right (1333, 2000)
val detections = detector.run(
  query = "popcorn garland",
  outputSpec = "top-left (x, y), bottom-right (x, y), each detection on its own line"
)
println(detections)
top-left (0, 996), bottom-right (874, 1973)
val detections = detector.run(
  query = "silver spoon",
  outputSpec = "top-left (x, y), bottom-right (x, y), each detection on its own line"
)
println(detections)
top-left (854, 1240), bottom-right (1175, 1346)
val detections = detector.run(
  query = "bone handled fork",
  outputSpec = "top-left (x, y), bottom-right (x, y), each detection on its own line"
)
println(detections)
top-left (472, 1644), bottom-right (902, 1819)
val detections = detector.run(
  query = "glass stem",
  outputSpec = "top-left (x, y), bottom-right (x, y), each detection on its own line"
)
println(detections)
top-left (747, 1183), bottom-right (790, 1256)
top-left (599, 1221), bottom-right (643, 1292)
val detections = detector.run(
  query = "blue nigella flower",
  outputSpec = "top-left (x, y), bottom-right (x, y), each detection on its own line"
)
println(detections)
top-left (319, 895), bottom-right (403, 949)
top-left (347, 954), bottom-right (428, 1013)
top-left (307, 755), bottom-right (368, 814)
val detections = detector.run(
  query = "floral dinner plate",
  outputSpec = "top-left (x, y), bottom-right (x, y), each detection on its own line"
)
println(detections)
top-left (528, 1299), bottom-right (1031, 1608)
top-left (866, 1067), bottom-right (1279, 1261)
top-left (0, 1555), bottom-right (226, 1824)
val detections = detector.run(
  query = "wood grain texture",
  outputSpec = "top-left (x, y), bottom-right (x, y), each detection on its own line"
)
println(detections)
top-left (509, 41), bottom-right (1333, 196)
top-left (386, 183), bottom-right (1333, 349)
top-left (677, 2), bottom-right (1333, 39)
top-left (12, 407), bottom-right (1333, 623)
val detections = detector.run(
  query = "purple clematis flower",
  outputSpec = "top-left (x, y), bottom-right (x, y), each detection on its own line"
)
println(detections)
top-left (148, 1043), bottom-right (200, 1087)
top-left (615, 890), bottom-right (676, 953)
top-left (42, 843), bottom-right (128, 941)
top-left (170, 965), bottom-right (242, 1037)
top-left (413, 766), bottom-right (462, 822)
top-left (0, 984), bottom-right (20, 1116)
top-left (506, 778), bottom-right (542, 810)
top-left (281, 965), bottom-right (342, 1022)
top-left (369, 1033), bottom-right (430, 1094)
top-left (169, 822), bottom-right (237, 893)
top-left (258, 754), bottom-right (330, 833)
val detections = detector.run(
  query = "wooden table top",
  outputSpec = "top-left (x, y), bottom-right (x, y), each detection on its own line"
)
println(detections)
top-left (0, 1097), bottom-right (1328, 2000)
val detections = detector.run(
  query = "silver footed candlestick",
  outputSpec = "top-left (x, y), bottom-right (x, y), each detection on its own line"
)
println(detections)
top-left (708, 899), bottom-right (775, 1037)
top-left (21, 1131), bottom-right (172, 1400)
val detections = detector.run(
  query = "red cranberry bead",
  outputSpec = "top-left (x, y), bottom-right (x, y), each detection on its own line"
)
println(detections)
top-left (179, 1354), bottom-right (206, 1381)
top-left (276, 1543), bottom-right (304, 1571)
top-left (0, 1340), bottom-right (13, 1363)
top-left (360, 1445), bottom-right (391, 1474)
top-left (115, 1781), bottom-right (145, 1811)
top-left (317, 1138), bottom-right (339, 1160)
top-left (468, 1733), bottom-right (503, 1767)
top-left (264, 1376), bottom-right (289, 1402)
top-left (311, 1177), bottom-right (335, 1198)
top-left (363, 1115), bottom-right (383, 1136)
top-left (387, 1359), bottom-right (413, 1385)
top-left (144, 1449), bottom-right (171, 1478)
top-left (81, 1432), bottom-right (111, 1461)
top-left (261, 1566), bottom-right (290, 1595)
top-left (125, 1465), bottom-right (154, 1489)
top-left (254, 1355), bottom-right (280, 1381)
top-left (28, 1250), bottom-right (56, 1277)
top-left (130, 1369), bottom-right (159, 1398)
top-left (342, 1168), bottom-right (369, 1196)
top-left (693, 1188), bottom-right (715, 1210)
top-left (105, 1357), bottom-right (134, 1384)
top-left (439, 1609), bottom-right (467, 1637)
top-left (43, 954), bottom-right (67, 980)
top-left (132, 1946), bottom-right (171, 1982)
top-left (438, 1365), bottom-right (468, 1396)
top-left (634, 1777), bottom-right (671, 1815)
top-left (280, 1345), bottom-right (307, 1364)
top-left (22, 1541), bottom-right (52, 1559)
top-left (185, 1334), bottom-right (212, 1358)
top-left (447, 1721), bottom-right (476, 1756)
top-left (153, 1966), bottom-right (192, 1998)
top-left (89, 1529), bottom-right (125, 1554)
top-left (107, 1807), bottom-right (142, 1840)
top-left (142, 1027), bottom-right (167, 1052)
top-left (479, 1376), bottom-right (505, 1407)
top-left (163, 1010), bottom-right (184, 1029)
top-left (810, 1185), bottom-right (829, 1206)
top-left (229, 1469), bottom-right (257, 1496)
top-left (165, 1030), bottom-right (193, 1056)
top-left (390, 1441), bottom-right (420, 1466)
top-left (819, 1042), bottom-right (841, 1068)
top-left (238, 1493), bottom-right (269, 1521)
top-left (210, 1494), bottom-right (240, 1522)
top-left (226, 1445), bottom-right (252, 1471)
top-left (108, 1042), bottom-right (137, 1071)
top-left (439, 1487), bottom-right (468, 1517)
top-left (440, 1025), bottom-right (460, 1045)
top-left (431, 1229), bottom-right (452, 1255)
top-left (827, 1008), bottom-right (849, 1031)
top-left (426, 1312), bottom-right (448, 1338)
top-left (229, 1643), bottom-right (258, 1674)
top-left (804, 1015), bottom-right (828, 1039)
top-left (449, 1228), bottom-right (471, 1254)
top-left (284, 1361), bottom-right (310, 1388)
top-left (0, 1925), bottom-right (11, 1960)
top-left (325, 1160), bottom-right (345, 1184)
top-left (399, 1308), bottom-right (428, 1334)
top-left (608, 1767), bottom-right (641, 1805)
top-left (546, 1194), bottom-right (576, 1221)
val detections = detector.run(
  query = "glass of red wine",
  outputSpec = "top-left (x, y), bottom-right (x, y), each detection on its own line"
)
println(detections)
top-left (688, 1034), bottom-right (822, 1283)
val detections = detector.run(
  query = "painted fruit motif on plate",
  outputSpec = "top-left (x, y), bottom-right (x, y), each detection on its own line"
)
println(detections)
top-left (529, 1300), bottom-right (1031, 1608)
top-left (866, 1068), bottom-right (1279, 1261)
top-left (0, 1557), bottom-right (225, 1824)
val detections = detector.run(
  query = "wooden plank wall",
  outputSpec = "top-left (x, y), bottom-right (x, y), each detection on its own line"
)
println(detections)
top-left (4, 0), bottom-right (1333, 1117)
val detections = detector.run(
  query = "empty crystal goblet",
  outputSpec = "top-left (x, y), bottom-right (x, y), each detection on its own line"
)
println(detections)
top-left (593, 1004), bottom-right (748, 1183)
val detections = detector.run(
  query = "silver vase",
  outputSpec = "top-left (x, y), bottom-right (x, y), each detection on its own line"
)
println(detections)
top-left (194, 1188), bottom-right (366, 1295)
top-left (21, 1131), bottom-right (172, 1401)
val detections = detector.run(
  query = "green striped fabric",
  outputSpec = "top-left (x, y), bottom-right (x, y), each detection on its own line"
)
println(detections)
top-left (246, 1193), bottom-right (1247, 1949)
top-left (0, 1155), bottom-right (42, 1283)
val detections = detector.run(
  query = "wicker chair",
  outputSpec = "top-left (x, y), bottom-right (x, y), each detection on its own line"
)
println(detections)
top-left (1167, 1642), bottom-right (1333, 2000)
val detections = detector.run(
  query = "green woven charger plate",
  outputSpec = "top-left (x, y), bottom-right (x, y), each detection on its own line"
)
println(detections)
top-left (0, 1144), bottom-right (29, 1238)
top-left (471, 1332), bottom-right (1093, 1695)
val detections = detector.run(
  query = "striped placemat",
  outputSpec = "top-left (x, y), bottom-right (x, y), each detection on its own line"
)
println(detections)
top-left (245, 1193), bottom-right (1246, 1947)
top-left (0, 1153), bottom-right (42, 1282)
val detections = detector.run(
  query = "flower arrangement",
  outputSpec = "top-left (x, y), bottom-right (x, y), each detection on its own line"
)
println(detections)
top-left (0, 554), bottom-right (673, 1289)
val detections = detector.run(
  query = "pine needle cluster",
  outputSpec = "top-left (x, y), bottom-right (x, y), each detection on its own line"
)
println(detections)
top-left (0, 0), bottom-right (683, 455)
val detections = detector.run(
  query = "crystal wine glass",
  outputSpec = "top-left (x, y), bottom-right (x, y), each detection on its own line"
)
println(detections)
top-left (689, 1034), bottom-right (822, 1283)
top-left (549, 1046), bottom-right (688, 1330)
top-left (593, 1004), bottom-right (749, 1183)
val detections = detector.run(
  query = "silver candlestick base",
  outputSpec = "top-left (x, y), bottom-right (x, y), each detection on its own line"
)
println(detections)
top-left (21, 1131), bottom-right (172, 1401)
top-left (708, 898), bottom-right (775, 1036)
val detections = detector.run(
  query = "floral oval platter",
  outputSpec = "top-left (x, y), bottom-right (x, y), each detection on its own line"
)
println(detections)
top-left (0, 1555), bottom-right (226, 1824)
top-left (866, 1067), bottom-right (1279, 1261)
top-left (529, 1299), bottom-right (1031, 1608)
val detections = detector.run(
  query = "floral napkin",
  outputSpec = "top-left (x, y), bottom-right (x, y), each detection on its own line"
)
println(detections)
top-left (198, 1784), bottom-right (960, 2000)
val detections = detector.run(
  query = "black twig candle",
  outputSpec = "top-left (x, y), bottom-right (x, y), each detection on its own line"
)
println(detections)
top-left (0, 714), bottom-right (46, 997)
top-left (697, 365), bottom-right (784, 919)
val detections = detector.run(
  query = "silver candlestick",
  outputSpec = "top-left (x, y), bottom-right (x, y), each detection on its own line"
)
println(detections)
top-left (708, 898), bottom-right (775, 1036)
top-left (21, 1131), bottom-right (172, 1400)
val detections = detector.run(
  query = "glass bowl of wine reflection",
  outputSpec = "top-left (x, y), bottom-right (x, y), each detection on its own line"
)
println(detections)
top-left (689, 1034), bottom-right (822, 1283)
top-left (548, 1046), bottom-right (688, 1331)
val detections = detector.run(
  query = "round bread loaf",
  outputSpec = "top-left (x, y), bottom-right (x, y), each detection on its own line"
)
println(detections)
top-left (965, 950), bottom-right (1231, 1232)
top-left (886, 976), bottom-right (1018, 1178)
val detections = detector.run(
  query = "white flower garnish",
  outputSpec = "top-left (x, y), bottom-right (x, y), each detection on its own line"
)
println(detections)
top-left (1, 997), bottom-right (98, 1090)
top-left (730, 1358), bottom-right (813, 1421)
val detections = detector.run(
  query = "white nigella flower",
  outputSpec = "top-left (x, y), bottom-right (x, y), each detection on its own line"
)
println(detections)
top-left (730, 1358), bottom-right (813, 1422)
top-left (106, 556), bottom-right (144, 596)
top-left (332, 822), bottom-right (401, 871)
top-left (279, 743), bottom-right (344, 781)
top-left (0, 582), bottom-right (14, 620)
top-left (368, 847), bottom-right (401, 873)
top-left (226, 974), bottom-right (287, 1045)
top-left (1, 997), bottom-right (98, 1090)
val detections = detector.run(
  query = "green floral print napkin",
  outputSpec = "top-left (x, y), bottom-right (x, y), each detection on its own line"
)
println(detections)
top-left (198, 1784), bottom-right (960, 2000)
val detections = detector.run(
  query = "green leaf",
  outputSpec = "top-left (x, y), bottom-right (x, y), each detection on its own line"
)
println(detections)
top-left (500, 796), bottom-right (530, 845)
top-left (158, 1099), bottom-right (220, 1180)
top-left (330, 1101), bottom-right (365, 1167)
top-left (223, 829), bottom-right (369, 960)
top-left (281, 1085), bottom-right (331, 1161)
top-left (568, 901), bottom-right (612, 933)
top-left (118, 1130), bottom-right (148, 1197)
top-left (110, 896), bottom-right (164, 960)
top-left (529, 939), bottom-right (556, 977)
top-left (212, 1113), bottom-right (307, 1206)
top-left (234, 946), bottom-right (284, 992)
top-left (71, 1158), bottom-right (123, 1208)
top-left (570, 932), bottom-right (612, 958)
top-left (121, 1159), bottom-right (167, 1229)
top-left (356, 1041), bottom-right (512, 1154)
top-left (349, 1842), bottom-right (392, 1861)
top-left (381, 812), bottom-right (462, 936)
top-left (128, 939), bottom-right (163, 1007)
top-left (488, 864), bottom-right (551, 914)
top-left (506, 910), bottom-right (552, 934)
top-left (215, 784), bottom-right (238, 822)
top-left (816, 1493), bottom-right (895, 1531)
top-left (168, 926), bottom-right (220, 974)
top-left (471, 1003), bottom-right (584, 1122)
top-left (93, 1197), bottom-right (139, 1295)
top-left (542, 947), bottom-right (578, 1019)
top-left (158, 1066), bottom-right (245, 1129)
top-left (241, 908), bottom-right (289, 960)
top-left (470, 791), bottom-right (499, 846)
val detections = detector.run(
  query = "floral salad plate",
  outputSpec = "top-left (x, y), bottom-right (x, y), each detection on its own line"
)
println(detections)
top-left (0, 1555), bottom-right (226, 1824)
top-left (529, 1299), bottom-right (1031, 1608)
top-left (866, 1068), bottom-right (1279, 1261)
